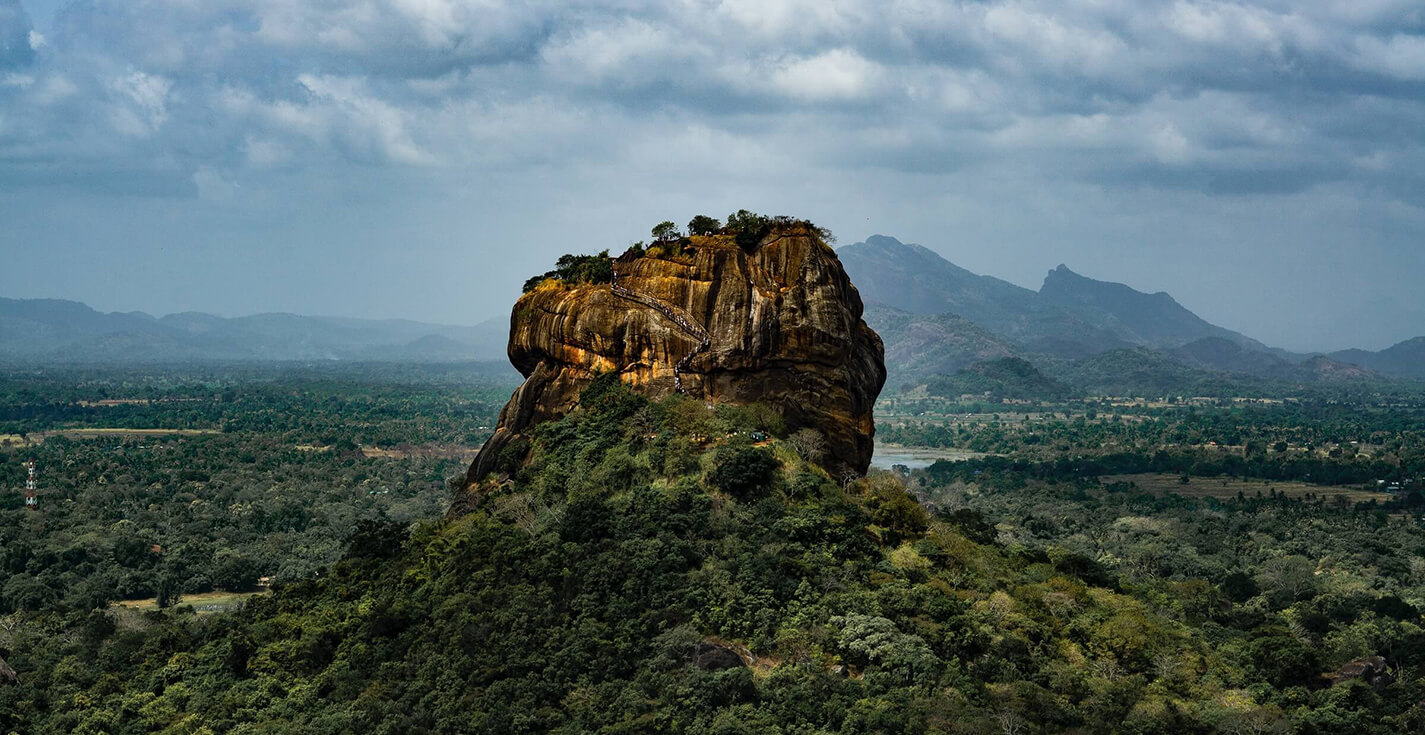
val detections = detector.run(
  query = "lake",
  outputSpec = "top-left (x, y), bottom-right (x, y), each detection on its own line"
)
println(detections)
top-left (870, 444), bottom-right (989, 470)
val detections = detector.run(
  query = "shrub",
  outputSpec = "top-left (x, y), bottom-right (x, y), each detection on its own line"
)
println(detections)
top-left (709, 446), bottom-right (780, 498)
top-left (938, 507), bottom-right (997, 545)
top-left (687, 214), bottom-right (721, 236)
top-left (522, 250), bottom-right (613, 292)
top-left (342, 520), bottom-right (409, 561)
top-left (725, 209), bottom-right (772, 250)
top-left (651, 221), bottom-right (681, 242)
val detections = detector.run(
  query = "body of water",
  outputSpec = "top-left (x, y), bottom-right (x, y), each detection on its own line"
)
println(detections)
top-left (869, 444), bottom-right (989, 470)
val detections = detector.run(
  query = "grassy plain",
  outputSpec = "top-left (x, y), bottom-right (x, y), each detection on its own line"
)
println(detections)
top-left (0, 427), bottom-right (220, 447)
top-left (1108, 471), bottom-right (1395, 503)
top-left (112, 589), bottom-right (267, 614)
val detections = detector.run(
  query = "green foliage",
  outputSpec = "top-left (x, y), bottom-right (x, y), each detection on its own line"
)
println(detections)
top-left (709, 446), bottom-right (779, 499)
top-left (687, 215), bottom-right (721, 237)
top-left (724, 209), bottom-right (772, 250)
top-left (522, 250), bottom-right (614, 292)
top-left (881, 395), bottom-right (1425, 488)
top-left (833, 613), bottom-right (941, 687)
top-left (723, 210), bottom-right (833, 250)
top-left (926, 357), bottom-right (1070, 400)
top-left (651, 221), bottom-right (681, 242)
top-left (341, 519), bottom-right (411, 561)
top-left (4, 365), bottom-right (1425, 734)
top-left (519, 215), bottom-right (833, 284)
top-left (937, 507), bottom-right (997, 545)
top-left (0, 364), bottom-right (513, 614)
top-left (862, 475), bottom-right (929, 545)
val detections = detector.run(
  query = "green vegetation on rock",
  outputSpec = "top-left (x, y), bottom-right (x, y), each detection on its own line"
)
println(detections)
top-left (521, 251), bottom-right (615, 293)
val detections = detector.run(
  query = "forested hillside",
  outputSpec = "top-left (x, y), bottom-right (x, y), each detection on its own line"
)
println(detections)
top-left (5, 377), bottom-right (1425, 733)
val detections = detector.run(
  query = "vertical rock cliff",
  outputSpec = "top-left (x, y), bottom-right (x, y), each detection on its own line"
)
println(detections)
top-left (461, 221), bottom-right (885, 500)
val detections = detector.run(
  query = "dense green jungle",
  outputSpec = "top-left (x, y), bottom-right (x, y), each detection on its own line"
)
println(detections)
top-left (3, 365), bottom-right (1425, 734)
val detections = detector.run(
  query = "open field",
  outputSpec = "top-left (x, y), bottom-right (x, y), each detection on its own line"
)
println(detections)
top-left (75, 398), bottom-right (210, 407)
top-left (112, 589), bottom-right (267, 615)
top-left (1108, 472), bottom-right (1395, 503)
top-left (361, 443), bottom-right (480, 460)
top-left (0, 428), bottom-right (221, 447)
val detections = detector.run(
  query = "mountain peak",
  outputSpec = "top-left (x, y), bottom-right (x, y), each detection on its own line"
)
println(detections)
top-left (849, 234), bottom-right (948, 263)
top-left (1040, 266), bottom-right (1267, 350)
top-left (862, 234), bottom-right (904, 248)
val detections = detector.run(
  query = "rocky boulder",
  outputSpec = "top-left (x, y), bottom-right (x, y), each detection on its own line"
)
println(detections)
top-left (462, 221), bottom-right (885, 496)
top-left (1330, 655), bottom-right (1394, 690)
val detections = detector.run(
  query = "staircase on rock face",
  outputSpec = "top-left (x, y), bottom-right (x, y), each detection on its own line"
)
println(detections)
top-left (610, 265), bottom-right (712, 394)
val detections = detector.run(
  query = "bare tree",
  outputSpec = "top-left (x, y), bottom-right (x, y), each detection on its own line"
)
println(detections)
top-left (494, 494), bottom-right (561, 536)
top-left (996, 710), bottom-right (1028, 735)
top-left (787, 428), bottom-right (826, 462)
top-left (1257, 556), bottom-right (1317, 602)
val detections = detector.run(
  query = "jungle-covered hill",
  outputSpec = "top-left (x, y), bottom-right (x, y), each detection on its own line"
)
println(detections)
top-left (4, 377), bottom-right (1425, 734)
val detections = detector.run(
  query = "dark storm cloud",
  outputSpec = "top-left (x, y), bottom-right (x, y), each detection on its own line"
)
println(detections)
top-left (1, 0), bottom-right (1423, 350)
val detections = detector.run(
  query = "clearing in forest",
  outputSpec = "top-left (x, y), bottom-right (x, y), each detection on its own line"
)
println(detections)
top-left (1109, 472), bottom-right (1394, 503)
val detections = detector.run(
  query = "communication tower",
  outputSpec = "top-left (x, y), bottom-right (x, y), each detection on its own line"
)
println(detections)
top-left (24, 459), bottom-right (36, 508)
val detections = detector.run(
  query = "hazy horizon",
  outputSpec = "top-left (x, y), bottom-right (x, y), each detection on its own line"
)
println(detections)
top-left (3, 0), bottom-right (1423, 353)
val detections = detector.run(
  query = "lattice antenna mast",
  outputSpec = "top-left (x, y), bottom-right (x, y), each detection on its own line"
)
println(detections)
top-left (24, 459), bottom-right (37, 508)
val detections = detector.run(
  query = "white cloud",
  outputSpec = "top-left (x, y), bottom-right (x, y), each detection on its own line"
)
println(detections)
top-left (713, 0), bottom-right (869, 43)
top-left (979, 2), bottom-right (1130, 74)
top-left (109, 70), bottom-right (172, 134)
top-left (540, 18), bottom-right (695, 86)
top-left (1352, 34), bottom-right (1425, 81)
top-left (215, 75), bottom-right (434, 166)
top-left (763, 48), bottom-right (885, 102)
top-left (1165, 1), bottom-right (1282, 48)
top-left (1149, 122), bottom-right (1192, 164)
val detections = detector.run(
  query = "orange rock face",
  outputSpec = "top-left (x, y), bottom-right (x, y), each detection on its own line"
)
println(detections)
top-left (463, 225), bottom-right (885, 492)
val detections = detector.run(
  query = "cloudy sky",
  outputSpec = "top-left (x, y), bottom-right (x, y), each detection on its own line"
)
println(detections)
top-left (1, 0), bottom-right (1422, 352)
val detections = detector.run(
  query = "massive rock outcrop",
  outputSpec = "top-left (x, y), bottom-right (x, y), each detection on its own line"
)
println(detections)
top-left (462, 222), bottom-right (885, 495)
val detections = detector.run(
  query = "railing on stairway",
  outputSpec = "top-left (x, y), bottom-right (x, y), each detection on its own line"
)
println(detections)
top-left (611, 267), bottom-right (712, 394)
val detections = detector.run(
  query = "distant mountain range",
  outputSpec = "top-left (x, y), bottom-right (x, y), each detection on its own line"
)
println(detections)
top-left (1329, 338), bottom-right (1425, 380)
top-left (1038, 264), bottom-right (1272, 353)
top-left (841, 236), bottom-right (1127, 357)
top-left (840, 235), bottom-right (1425, 392)
top-left (0, 298), bottom-right (508, 364)
top-left (5, 238), bottom-right (1421, 394)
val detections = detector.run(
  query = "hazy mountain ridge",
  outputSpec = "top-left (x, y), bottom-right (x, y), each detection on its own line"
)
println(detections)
top-left (839, 236), bottom-right (1421, 391)
top-left (861, 305), bottom-right (1018, 388)
top-left (840, 236), bottom-right (1264, 357)
top-left (925, 356), bottom-right (1070, 400)
top-left (1040, 265), bottom-right (1270, 352)
top-left (0, 298), bottom-right (507, 363)
top-left (1331, 338), bottom-right (1425, 379)
top-left (840, 236), bottom-right (1130, 357)
top-left (1168, 337), bottom-right (1294, 375)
